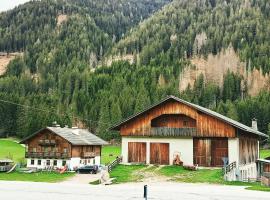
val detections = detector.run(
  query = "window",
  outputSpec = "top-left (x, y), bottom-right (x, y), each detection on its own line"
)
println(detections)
top-left (46, 160), bottom-right (50, 166)
top-left (63, 148), bottom-right (68, 153)
top-left (31, 159), bottom-right (35, 165)
top-left (38, 160), bottom-right (41, 165)
top-left (183, 121), bottom-right (188, 127)
top-left (53, 160), bottom-right (57, 166)
top-left (62, 160), bottom-right (66, 166)
top-left (32, 148), bottom-right (37, 152)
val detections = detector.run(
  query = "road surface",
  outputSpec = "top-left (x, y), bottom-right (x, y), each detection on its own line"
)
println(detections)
top-left (0, 181), bottom-right (269, 200)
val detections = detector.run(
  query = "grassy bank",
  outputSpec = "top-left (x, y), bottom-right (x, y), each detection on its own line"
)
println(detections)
top-left (101, 145), bottom-right (121, 165)
top-left (260, 149), bottom-right (270, 159)
top-left (109, 165), bottom-right (270, 192)
top-left (110, 164), bottom-right (145, 183)
top-left (159, 166), bottom-right (224, 184)
top-left (0, 139), bottom-right (25, 163)
top-left (0, 171), bottom-right (75, 182)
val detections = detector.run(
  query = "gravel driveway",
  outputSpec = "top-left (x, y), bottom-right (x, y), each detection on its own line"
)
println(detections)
top-left (62, 173), bottom-right (100, 184)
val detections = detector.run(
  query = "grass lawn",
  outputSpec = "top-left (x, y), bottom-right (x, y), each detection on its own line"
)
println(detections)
top-left (0, 171), bottom-right (75, 183)
top-left (101, 145), bottom-right (121, 165)
top-left (159, 166), bottom-right (224, 184)
top-left (0, 139), bottom-right (25, 163)
top-left (109, 164), bottom-right (270, 192)
top-left (260, 149), bottom-right (270, 159)
top-left (110, 164), bottom-right (145, 183)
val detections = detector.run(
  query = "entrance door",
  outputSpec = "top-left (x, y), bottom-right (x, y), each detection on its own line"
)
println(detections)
top-left (150, 143), bottom-right (169, 165)
top-left (128, 142), bottom-right (146, 163)
top-left (193, 138), bottom-right (228, 167)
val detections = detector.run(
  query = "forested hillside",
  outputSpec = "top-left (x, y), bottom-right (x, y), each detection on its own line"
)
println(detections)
top-left (1, 0), bottom-right (270, 141)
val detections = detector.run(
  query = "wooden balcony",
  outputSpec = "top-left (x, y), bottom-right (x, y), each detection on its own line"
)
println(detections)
top-left (128, 127), bottom-right (197, 137)
top-left (81, 152), bottom-right (96, 158)
top-left (25, 152), bottom-right (70, 159)
top-left (38, 139), bottom-right (56, 146)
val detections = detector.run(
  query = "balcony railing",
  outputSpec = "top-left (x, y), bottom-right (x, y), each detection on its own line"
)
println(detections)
top-left (81, 152), bottom-right (96, 158)
top-left (128, 127), bottom-right (197, 137)
top-left (25, 152), bottom-right (70, 159)
top-left (38, 139), bottom-right (56, 146)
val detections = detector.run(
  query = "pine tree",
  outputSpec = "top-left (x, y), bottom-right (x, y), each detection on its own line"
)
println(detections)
top-left (134, 81), bottom-right (151, 113)
top-left (97, 101), bottom-right (111, 140)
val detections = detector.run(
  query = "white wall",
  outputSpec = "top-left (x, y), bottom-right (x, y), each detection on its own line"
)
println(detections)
top-left (122, 137), bottom-right (193, 165)
top-left (27, 158), bottom-right (69, 169)
top-left (226, 138), bottom-right (259, 181)
top-left (27, 156), bottom-right (101, 170)
top-left (228, 138), bottom-right (239, 166)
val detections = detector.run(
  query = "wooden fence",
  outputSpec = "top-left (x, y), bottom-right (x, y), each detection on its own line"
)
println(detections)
top-left (223, 161), bottom-right (236, 174)
top-left (108, 156), bottom-right (122, 172)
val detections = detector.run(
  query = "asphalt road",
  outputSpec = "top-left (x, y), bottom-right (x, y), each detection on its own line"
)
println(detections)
top-left (0, 181), bottom-right (269, 200)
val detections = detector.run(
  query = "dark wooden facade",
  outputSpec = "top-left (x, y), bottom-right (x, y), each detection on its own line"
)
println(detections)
top-left (25, 129), bottom-right (101, 159)
top-left (239, 133), bottom-right (258, 165)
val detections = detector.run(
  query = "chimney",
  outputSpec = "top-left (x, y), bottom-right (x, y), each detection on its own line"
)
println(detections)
top-left (252, 118), bottom-right (258, 131)
top-left (52, 121), bottom-right (60, 127)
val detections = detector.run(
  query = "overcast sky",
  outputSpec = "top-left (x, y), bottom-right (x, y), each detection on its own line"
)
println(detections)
top-left (0, 0), bottom-right (30, 12)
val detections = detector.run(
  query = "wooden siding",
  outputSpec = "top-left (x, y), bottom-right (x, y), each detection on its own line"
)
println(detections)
top-left (120, 100), bottom-right (235, 138)
top-left (193, 138), bottom-right (228, 167)
top-left (211, 138), bottom-right (228, 167)
top-left (150, 143), bottom-right (169, 165)
top-left (128, 142), bottom-right (146, 163)
top-left (264, 164), bottom-right (270, 172)
top-left (239, 134), bottom-right (258, 165)
top-left (151, 114), bottom-right (196, 128)
top-left (71, 145), bottom-right (101, 158)
top-left (26, 129), bottom-right (72, 158)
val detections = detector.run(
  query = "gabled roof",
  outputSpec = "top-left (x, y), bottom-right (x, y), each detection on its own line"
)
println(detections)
top-left (20, 127), bottom-right (108, 145)
top-left (110, 95), bottom-right (268, 138)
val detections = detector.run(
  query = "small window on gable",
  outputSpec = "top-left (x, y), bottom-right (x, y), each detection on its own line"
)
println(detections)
top-left (183, 121), bottom-right (188, 127)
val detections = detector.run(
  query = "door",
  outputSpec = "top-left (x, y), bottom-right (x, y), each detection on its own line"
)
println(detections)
top-left (211, 138), bottom-right (228, 167)
top-left (193, 138), bottom-right (211, 166)
top-left (193, 138), bottom-right (228, 167)
top-left (128, 142), bottom-right (146, 163)
top-left (150, 143), bottom-right (169, 165)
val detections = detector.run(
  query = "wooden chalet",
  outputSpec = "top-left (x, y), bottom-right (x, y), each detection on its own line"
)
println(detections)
top-left (20, 125), bottom-right (107, 170)
top-left (111, 95), bottom-right (269, 181)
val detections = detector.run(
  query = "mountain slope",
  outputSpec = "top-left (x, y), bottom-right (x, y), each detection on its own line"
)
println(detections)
top-left (112, 0), bottom-right (270, 73)
top-left (1, 0), bottom-right (270, 140)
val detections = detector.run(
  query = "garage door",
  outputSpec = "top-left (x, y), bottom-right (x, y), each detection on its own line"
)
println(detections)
top-left (128, 142), bottom-right (146, 163)
top-left (150, 143), bottom-right (169, 165)
top-left (193, 138), bottom-right (228, 167)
